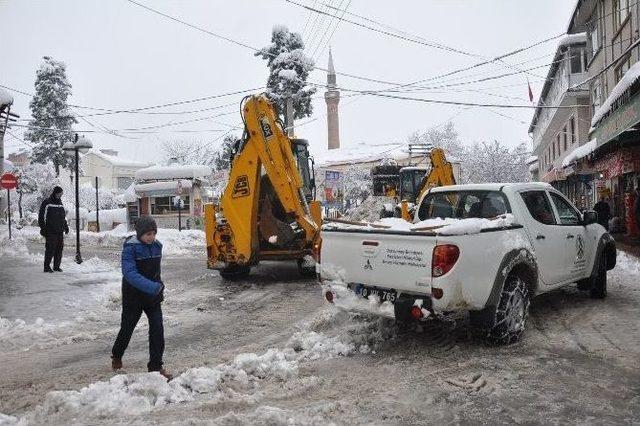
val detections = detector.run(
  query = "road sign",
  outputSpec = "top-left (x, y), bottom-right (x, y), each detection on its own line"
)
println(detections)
top-left (173, 196), bottom-right (184, 209)
top-left (0, 173), bottom-right (17, 190)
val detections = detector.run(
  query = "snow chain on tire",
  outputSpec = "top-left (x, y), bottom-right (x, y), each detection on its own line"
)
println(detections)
top-left (487, 275), bottom-right (530, 345)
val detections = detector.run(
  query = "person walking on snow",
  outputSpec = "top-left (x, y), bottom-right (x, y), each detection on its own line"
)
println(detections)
top-left (38, 186), bottom-right (69, 273)
top-left (111, 216), bottom-right (172, 381)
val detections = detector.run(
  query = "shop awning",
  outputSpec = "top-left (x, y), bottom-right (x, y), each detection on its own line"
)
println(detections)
top-left (562, 139), bottom-right (597, 168)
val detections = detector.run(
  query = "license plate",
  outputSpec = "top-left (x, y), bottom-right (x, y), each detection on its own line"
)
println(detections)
top-left (355, 284), bottom-right (397, 303)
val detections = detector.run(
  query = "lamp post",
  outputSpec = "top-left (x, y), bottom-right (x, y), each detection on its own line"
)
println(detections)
top-left (62, 134), bottom-right (93, 264)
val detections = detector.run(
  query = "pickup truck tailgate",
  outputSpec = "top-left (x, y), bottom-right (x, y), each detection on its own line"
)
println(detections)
top-left (321, 230), bottom-right (434, 293)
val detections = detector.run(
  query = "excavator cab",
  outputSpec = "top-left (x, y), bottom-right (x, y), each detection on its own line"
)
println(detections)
top-left (399, 167), bottom-right (428, 204)
top-left (291, 138), bottom-right (315, 203)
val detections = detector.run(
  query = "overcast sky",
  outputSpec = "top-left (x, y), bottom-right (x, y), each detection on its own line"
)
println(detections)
top-left (1, 0), bottom-right (576, 162)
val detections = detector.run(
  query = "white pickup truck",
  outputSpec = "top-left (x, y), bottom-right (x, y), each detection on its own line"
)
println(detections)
top-left (318, 183), bottom-right (616, 344)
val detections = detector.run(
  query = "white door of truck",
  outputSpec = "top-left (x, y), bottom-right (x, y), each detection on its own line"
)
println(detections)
top-left (518, 190), bottom-right (567, 285)
top-left (548, 191), bottom-right (591, 282)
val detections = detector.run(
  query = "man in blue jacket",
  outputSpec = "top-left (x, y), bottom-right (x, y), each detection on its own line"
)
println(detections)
top-left (111, 216), bottom-right (172, 381)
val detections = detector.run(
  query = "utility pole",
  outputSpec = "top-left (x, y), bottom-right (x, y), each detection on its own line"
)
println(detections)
top-left (285, 97), bottom-right (294, 137)
top-left (95, 176), bottom-right (100, 233)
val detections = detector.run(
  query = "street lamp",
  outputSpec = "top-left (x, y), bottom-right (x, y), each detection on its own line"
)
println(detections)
top-left (62, 133), bottom-right (92, 264)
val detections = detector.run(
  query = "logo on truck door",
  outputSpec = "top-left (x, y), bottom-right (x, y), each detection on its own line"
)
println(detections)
top-left (575, 234), bottom-right (585, 259)
top-left (232, 175), bottom-right (250, 198)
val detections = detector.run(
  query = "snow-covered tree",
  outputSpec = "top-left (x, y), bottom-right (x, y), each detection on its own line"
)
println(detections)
top-left (407, 122), bottom-right (465, 159)
top-left (464, 141), bottom-right (530, 183)
top-left (255, 25), bottom-right (316, 119)
top-left (25, 56), bottom-right (77, 176)
top-left (14, 166), bottom-right (38, 219)
top-left (17, 163), bottom-right (61, 217)
top-left (161, 134), bottom-right (239, 173)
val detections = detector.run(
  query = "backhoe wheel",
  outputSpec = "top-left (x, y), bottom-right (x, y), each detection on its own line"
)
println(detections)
top-left (486, 273), bottom-right (531, 345)
top-left (589, 254), bottom-right (607, 299)
top-left (297, 258), bottom-right (316, 278)
top-left (219, 265), bottom-right (251, 281)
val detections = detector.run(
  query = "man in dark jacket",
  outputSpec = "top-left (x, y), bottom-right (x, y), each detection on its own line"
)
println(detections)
top-left (593, 195), bottom-right (611, 230)
top-left (111, 216), bottom-right (172, 381)
top-left (38, 186), bottom-right (69, 273)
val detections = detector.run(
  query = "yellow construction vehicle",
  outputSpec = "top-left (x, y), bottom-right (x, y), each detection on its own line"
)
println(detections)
top-left (380, 147), bottom-right (457, 221)
top-left (204, 95), bottom-right (322, 280)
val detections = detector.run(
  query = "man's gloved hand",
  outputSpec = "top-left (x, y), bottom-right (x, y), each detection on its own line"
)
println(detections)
top-left (64, 225), bottom-right (69, 235)
top-left (39, 228), bottom-right (45, 237)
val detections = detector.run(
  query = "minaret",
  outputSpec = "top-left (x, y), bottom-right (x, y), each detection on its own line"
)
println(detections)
top-left (325, 48), bottom-right (340, 150)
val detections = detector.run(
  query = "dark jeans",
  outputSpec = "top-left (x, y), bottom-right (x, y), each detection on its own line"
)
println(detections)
top-left (44, 233), bottom-right (64, 269)
top-left (112, 301), bottom-right (165, 371)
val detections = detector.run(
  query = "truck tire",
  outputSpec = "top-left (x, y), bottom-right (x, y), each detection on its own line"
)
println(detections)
top-left (486, 274), bottom-right (531, 345)
top-left (219, 265), bottom-right (251, 280)
top-left (589, 254), bottom-right (607, 299)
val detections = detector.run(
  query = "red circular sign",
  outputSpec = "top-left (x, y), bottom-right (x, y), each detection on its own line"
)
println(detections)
top-left (0, 172), bottom-right (18, 190)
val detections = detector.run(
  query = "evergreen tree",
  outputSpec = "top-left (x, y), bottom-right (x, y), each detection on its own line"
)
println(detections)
top-left (255, 25), bottom-right (316, 119)
top-left (25, 56), bottom-right (77, 176)
top-left (213, 134), bottom-right (239, 172)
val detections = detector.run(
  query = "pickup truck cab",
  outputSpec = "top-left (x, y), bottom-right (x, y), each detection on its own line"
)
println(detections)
top-left (318, 182), bottom-right (616, 344)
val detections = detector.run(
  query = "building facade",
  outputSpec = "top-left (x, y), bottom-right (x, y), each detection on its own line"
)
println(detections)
top-left (81, 149), bottom-right (152, 191)
top-left (567, 0), bottom-right (640, 236)
top-left (529, 34), bottom-right (593, 211)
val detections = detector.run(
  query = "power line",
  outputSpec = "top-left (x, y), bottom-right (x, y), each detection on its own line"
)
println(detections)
top-left (313, 0), bottom-right (352, 62)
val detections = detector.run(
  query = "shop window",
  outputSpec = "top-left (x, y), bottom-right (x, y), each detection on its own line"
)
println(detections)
top-left (151, 196), bottom-right (190, 215)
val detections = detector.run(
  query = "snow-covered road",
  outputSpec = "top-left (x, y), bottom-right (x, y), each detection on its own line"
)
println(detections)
top-left (1, 227), bottom-right (639, 424)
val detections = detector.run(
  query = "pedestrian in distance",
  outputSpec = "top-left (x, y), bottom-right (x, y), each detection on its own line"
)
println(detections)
top-left (593, 195), bottom-right (611, 231)
top-left (111, 216), bottom-right (172, 381)
top-left (38, 186), bottom-right (69, 273)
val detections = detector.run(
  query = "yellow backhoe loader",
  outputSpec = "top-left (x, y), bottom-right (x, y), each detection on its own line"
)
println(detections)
top-left (204, 95), bottom-right (322, 280)
top-left (380, 147), bottom-right (457, 221)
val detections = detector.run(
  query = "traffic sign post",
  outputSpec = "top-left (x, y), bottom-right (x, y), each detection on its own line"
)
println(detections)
top-left (1, 172), bottom-right (18, 240)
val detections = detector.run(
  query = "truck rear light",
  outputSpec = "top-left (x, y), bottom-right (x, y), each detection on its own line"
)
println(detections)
top-left (432, 244), bottom-right (459, 277)
top-left (410, 306), bottom-right (423, 320)
top-left (324, 290), bottom-right (334, 303)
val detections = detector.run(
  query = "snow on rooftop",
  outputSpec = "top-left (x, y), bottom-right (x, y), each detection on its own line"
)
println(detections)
top-left (562, 139), bottom-right (597, 167)
top-left (557, 32), bottom-right (587, 48)
top-left (312, 142), bottom-right (406, 167)
top-left (525, 155), bottom-right (538, 165)
top-left (528, 163), bottom-right (539, 173)
top-left (135, 180), bottom-right (193, 193)
top-left (86, 149), bottom-right (152, 168)
top-left (135, 164), bottom-right (212, 181)
top-left (0, 88), bottom-right (14, 107)
top-left (592, 60), bottom-right (640, 126)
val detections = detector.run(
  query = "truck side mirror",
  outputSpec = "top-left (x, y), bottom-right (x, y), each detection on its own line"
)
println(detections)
top-left (582, 210), bottom-right (597, 226)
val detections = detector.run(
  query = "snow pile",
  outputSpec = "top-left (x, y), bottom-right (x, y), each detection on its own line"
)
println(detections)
top-left (135, 164), bottom-right (211, 181)
top-left (615, 251), bottom-right (640, 276)
top-left (343, 196), bottom-right (392, 222)
top-left (592, 60), bottom-right (640, 126)
top-left (562, 139), bottom-right (597, 167)
top-left (84, 208), bottom-right (126, 229)
top-left (156, 228), bottom-right (205, 255)
top-left (326, 214), bottom-right (517, 236)
top-left (30, 348), bottom-right (298, 421)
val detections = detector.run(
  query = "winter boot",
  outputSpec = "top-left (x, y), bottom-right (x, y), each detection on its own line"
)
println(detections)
top-left (158, 368), bottom-right (173, 381)
top-left (111, 356), bottom-right (123, 370)
top-left (53, 267), bottom-right (63, 272)
top-left (44, 267), bottom-right (54, 273)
